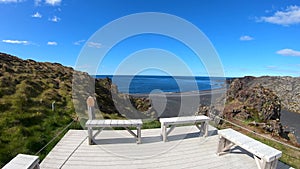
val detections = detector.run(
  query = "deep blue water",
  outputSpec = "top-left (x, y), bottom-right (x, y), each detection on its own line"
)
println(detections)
top-left (95, 75), bottom-right (227, 94)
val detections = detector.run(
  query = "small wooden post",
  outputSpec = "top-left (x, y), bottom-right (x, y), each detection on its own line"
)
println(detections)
top-left (86, 96), bottom-right (95, 120)
top-left (51, 101), bottom-right (55, 111)
top-left (86, 96), bottom-right (95, 145)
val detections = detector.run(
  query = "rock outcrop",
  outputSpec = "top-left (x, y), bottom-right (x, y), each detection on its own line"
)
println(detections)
top-left (196, 77), bottom-right (285, 137)
top-left (223, 78), bottom-right (284, 136)
top-left (236, 76), bottom-right (300, 114)
top-left (225, 78), bottom-right (281, 122)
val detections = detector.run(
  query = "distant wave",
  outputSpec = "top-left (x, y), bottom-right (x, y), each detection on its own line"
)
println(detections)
top-left (95, 75), bottom-right (227, 94)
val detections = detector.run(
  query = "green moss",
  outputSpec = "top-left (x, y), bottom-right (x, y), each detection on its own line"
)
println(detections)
top-left (141, 120), bottom-right (161, 129)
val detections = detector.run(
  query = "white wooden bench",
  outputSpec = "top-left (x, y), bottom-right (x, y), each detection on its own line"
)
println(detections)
top-left (3, 154), bottom-right (40, 169)
top-left (159, 115), bottom-right (210, 142)
top-left (217, 128), bottom-right (282, 169)
top-left (85, 119), bottom-right (143, 144)
top-left (85, 96), bottom-right (143, 144)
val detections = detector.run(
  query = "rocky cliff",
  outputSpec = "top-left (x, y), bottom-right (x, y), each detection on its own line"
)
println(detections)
top-left (234, 76), bottom-right (300, 114)
top-left (198, 76), bottom-right (299, 139)
top-left (223, 78), bottom-right (284, 136)
top-left (225, 78), bottom-right (281, 122)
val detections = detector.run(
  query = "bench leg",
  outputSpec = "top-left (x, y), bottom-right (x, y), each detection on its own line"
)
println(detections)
top-left (137, 126), bottom-right (141, 144)
top-left (217, 136), bottom-right (234, 155)
top-left (125, 127), bottom-right (142, 144)
top-left (266, 159), bottom-right (279, 169)
top-left (166, 125), bottom-right (176, 136)
top-left (160, 123), bottom-right (164, 137)
top-left (254, 156), bottom-right (278, 169)
top-left (204, 121), bottom-right (208, 137)
top-left (88, 127), bottom-right (93, 145)
top-left (196, 121), bottom-right (208, 137)
top-left (162, 125), bottom-right (167, 142)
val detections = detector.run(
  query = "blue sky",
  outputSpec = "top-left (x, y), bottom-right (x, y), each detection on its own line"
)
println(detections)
top-left (0, 0), bottom-right (300, 77)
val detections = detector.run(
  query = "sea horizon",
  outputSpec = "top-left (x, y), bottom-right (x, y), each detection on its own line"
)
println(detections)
top-left (94, 75), bottom-right (229, 94)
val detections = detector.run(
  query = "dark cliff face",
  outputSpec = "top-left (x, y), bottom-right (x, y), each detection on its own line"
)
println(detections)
top-left (225, 75), bottom-right (300, 114)
top-left (222, 76), bottom-right (300, 139)
top-left (201, 77), bottom-right (284, 137)
top-left (244, 76), bottom-right (300, 114)
top-left (225, 78), bottom-right (281, 122)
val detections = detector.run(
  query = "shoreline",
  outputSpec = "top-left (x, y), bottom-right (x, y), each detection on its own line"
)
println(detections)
top-left (129, 88), bottom-right (225, 118)
top-left (129, 88), bottom-right (227, 98)
top-left (129, 89), bottom-right (300, 143)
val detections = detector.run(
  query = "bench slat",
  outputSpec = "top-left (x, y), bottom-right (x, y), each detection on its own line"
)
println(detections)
top-left (130, 119), bottom-right (143, 125)
top-left (104, 120), bottom-right (112, 126)
top-left (96, 120), bottom-right (105, 125)
top-left (86, 119), bottom-right (143, 127)
top-left (160, 115), bottom-right (209, 124)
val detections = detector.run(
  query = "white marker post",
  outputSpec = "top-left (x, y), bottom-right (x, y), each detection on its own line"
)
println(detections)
top-left (86, 96), bottom-right (95, 144)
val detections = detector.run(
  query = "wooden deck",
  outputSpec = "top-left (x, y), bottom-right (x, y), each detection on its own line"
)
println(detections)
top-left (40, 126), bottom-right (292, 169)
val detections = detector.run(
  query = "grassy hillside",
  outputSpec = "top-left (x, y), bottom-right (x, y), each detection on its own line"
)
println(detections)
top-left (0, 52), bottom-right (152, 167)
top-left (0, 53), bottom-right (76, 166)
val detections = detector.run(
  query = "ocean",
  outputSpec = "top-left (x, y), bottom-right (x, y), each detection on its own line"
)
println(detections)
top-left (95, 75), bottom-right (226, 94)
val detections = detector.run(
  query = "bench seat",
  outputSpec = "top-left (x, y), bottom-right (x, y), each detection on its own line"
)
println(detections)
top-left (3, 154), bottom-right (40, 169)
top-left (85, 119), bottom-right (143, 144)
top-left (217, 128), bottom-right (282, 169)
top-left (159, 115), bottom-right (210, 142)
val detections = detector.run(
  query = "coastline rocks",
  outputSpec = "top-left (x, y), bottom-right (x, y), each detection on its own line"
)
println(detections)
top-left (225, 78), bottom-right (281, 122)
top-left (234, 76), bottom-right (300, 114)
top-left (219, 78), bottom-right (283, 136)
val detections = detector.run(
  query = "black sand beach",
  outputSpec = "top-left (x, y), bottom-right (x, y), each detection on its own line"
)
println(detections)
top-left (131, 89), bottom-right (300, 143)
top-left (131, 89), bottom-right (225, 117)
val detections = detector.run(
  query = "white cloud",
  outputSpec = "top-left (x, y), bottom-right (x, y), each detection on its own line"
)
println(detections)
top-left (49, 16), bottom-right (60, 22)
top-left (240, 35), bottom-right (254, 41)
top-left (88, 42), bottom-right (102, 48)
top-left (74, 40), bottom-right (85, 45)
top-left (31, 12), bottom-right (42, 18)
top-left (276, 48), bottom-right (300, 57)
top-left (2, 39), bottom-right (29, 45)
top-left (47, 41), bottom-right (57, 45)
top-left (45, 0), bottom-right (61, 6)
top-left (258, 5), bottom-right (300, 26)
